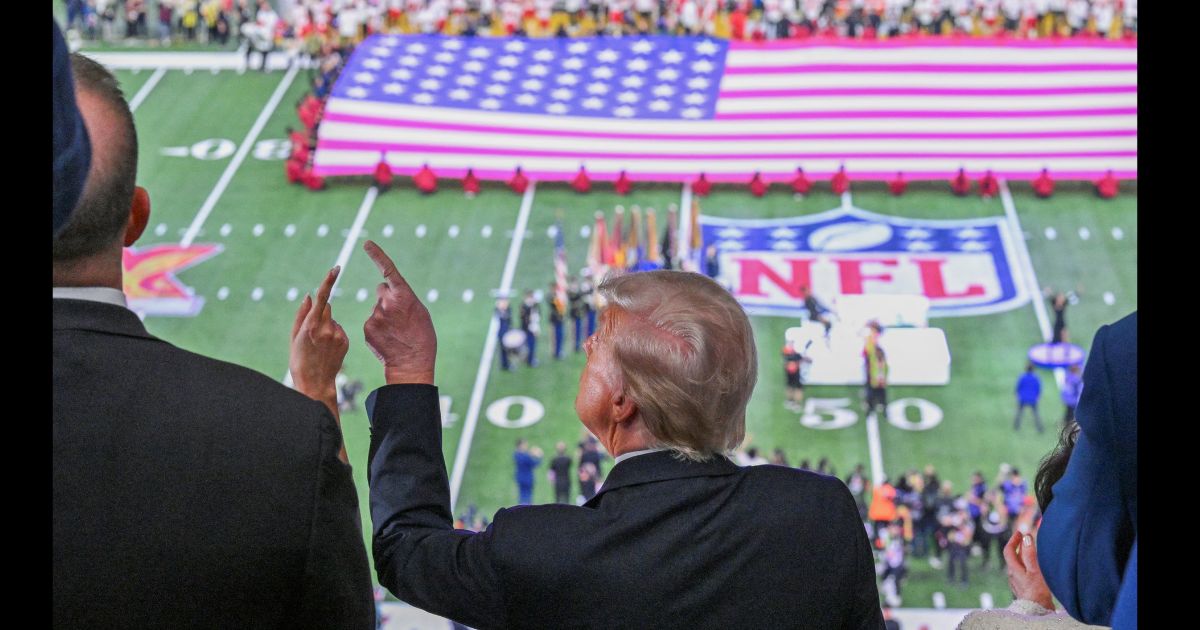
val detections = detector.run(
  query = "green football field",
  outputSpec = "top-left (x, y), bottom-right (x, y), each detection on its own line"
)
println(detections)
top-left (111, 66), bottom-right (1137, 611)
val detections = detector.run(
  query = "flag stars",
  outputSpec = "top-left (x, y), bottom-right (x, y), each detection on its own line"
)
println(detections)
top-left (363, 58), bottom-right (383, 70)
top-left (399, 55), bottom-right (420, 66)
top-left (480, 98), bottom-right (501, 109)
top-left (562, 57), bottom-right (584, 70)
top-left (412, 92), bottom-right (435, 104)
top-left (682, 107), bottom-right (703, 118)
top-left (504, 40), bottom-right (527, 53)
top-left (442, 39), bottom-right (463, 50)
top-left (405, 42), bottom-right (427, 54)
top-left (626, 58), bottom-right (650, 72)
top-left (498, 55), bottom-right (520, 67)
top-left (691, 59), bottom-right (715, 73)
top-left (528, 64), bottom-right (549, 76)
top-left (434, 52), bottom-right (455, 64)
top-left (463, 60), bottom-right (484, 73)
top-left (383, 82), bottom-right (404, 94)
top-left (449, 88), bottom-right (471, 100)
top-left (649, 99), bottom-right (671, 112)
top-left (546, 102), bottom-right (568, 114)
top-left (582, 97), bottom-right (604, 109)
top-left (456, 75), bottom-right (478, 86)
top-left (485, 84), bottom-right (508, 96)
top-left (347, 86), bottom-right (369, 98)
top-left (370, 46), bottom-right (391, 57)
top-left (694, 39), bottom-right (720, 55)
top-left (427, 65), bottom-right (448, 77)
top-left (614, 105), bottom-right (635, 117)
top-left (653, 84), bottom-right (675, 97)
top-left (684, 92), bottom-right (706, 105)
top-left (492, 69), bottom-right (514, 81)
top-left (597, 49), bottom-right (619, 63)
top-left (687, 77), bottom-right (710, 89)
top-left (419, 78), bottom-right (441, 90)
top-left (661, 49), bottom-right (684, 64)
top-left (533, 49), bottom-right (555, 62)
top-left (657, 68), bottom-right (680, 81)
top-left (391, 68), bottom-right (413, 81)
top-left (551, 88), bottom-right (574, 100)
top-left (469, 47), bottom-right (491, 58)
top-left (591, 66), bottom-right (614, 79)
top-left (516, 93), bottom-right (538, 106)
top-left (354, 71), bottom-right (376, 84)
top-left (521, 79), bottom-right (544, 91)
top-left (617, 91), bottom-right (640, 103)
top-left (622, 76), bottom-right (645, 88)
top-left (586, 82), bottom-right (609, 95)
top-left (556, 73), bottom-right (579, 85)
top-left (568, 41), bottom-right (589, 55)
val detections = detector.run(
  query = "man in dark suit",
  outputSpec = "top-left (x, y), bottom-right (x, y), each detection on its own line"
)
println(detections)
top-left (1036, 312), bottom-right (1137, 629)
top-left (360, 245), bottom-right (884, 630)
top-left (53, 54), bottom-right (373, 628)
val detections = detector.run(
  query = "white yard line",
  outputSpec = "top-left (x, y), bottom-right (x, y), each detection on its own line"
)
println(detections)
top-left (282, 186), bottom-right (379, 387)
top-left (127, 67), bottom-right (166, 112)
top-left (865, 412), bottom-right (886, 486)
top-left (999, 179), bottom-right (1065, 391)
top-left (448, 182), bottom-right (537, 511)
top-left (180, 64), bottom-right (299, 247)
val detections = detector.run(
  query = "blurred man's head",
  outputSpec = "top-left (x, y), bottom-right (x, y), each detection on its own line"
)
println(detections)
top-left (53, 54), bottom-right (149, 286)
top-left (555, 441), bottom-right (566, 455)
top-left (575, 271), bottom-right (757, 462)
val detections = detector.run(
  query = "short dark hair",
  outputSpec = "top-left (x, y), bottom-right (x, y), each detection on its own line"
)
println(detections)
top-left (53, 54), bottom-right (138, 262)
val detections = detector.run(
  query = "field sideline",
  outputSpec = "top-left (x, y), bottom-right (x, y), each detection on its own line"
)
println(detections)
top-left (109, 64), bottom-right (1136, 613)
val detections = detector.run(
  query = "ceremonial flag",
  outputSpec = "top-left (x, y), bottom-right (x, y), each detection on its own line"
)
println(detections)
top-left (554, 217), bottom-right (568, 316)
top-left (315, 34), bottom-right (1137, 182)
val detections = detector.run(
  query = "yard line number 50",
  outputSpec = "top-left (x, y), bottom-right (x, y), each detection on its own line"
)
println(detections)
top-left (800, 397), bottom-right (943, 431)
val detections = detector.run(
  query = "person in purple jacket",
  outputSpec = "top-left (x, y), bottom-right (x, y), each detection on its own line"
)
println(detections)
top-left (1014, 363), bottom-right (1044, 434)
top-left (1061, 363), bottom-right (1083, 426)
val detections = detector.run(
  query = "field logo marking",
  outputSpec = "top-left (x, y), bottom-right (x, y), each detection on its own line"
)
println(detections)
top-left (702, 206), bottom-right (1029, 318)
top-left (123, 243), bottom-right (223, 317)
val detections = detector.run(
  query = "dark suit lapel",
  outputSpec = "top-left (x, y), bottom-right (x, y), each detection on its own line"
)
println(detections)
top-left (585, 450), bottom-right (740, 507)
top-left (53, 298), bottom-right (160, 342)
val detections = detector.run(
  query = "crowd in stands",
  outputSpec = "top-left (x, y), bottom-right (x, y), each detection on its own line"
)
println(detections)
top-left (63, 0), bottom-right (1137, 47)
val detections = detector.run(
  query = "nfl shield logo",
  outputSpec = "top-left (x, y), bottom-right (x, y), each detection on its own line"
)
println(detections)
top-left (700, 206), bottom-right (1028, 318)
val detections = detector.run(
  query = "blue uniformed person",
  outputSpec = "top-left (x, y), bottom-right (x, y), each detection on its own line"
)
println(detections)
top-left (519, 289), bottom-right (540, 367)
top-left (495, 298), bottom-right (513, 371)
top-left (579, 270), bottom-right (596, 337)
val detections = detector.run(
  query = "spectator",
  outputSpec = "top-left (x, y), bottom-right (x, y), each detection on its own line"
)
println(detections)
top-left (1001, 468), bottom-right (1029, 520)
top-left (54, 53), bottom-right (373, 628)
top-left (579, 435), bottom-right (609, 479)
top-left (1061, 363), bottom-right (1083, 425)
top-left (846, 463), bottom-right (870, 521)
top-left (549, 442), bottom-right (573, 504)
top-left (946, 501), bottom-right (974, 588)
top-left (978, 489), bottom-right (1010, 571)
top-left (1014, 363), bottom-right (1044, 434)
top-left (770, 448), bottom-right (790, 467)
top-left (513, 439), bottom-right (544, 505)
top-left (869, 475), bottom-right (898, 545)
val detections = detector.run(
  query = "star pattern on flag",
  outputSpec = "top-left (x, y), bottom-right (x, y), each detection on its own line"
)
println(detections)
top-left (332, 34), bottom-right (728, 120)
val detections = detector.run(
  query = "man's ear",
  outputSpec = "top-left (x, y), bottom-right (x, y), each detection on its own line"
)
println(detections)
top-left (123, 186), bottom-right (150, 247)
top-left (611, 391), bottom-right (638, 425)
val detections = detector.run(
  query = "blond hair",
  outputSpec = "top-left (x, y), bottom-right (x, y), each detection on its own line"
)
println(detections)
top-left (597, 270), bottom-right (757, 461)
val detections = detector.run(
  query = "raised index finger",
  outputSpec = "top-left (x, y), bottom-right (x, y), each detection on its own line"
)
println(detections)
top-left (364, 240), bottom-right (411, 293)
top-left (312, 266), bottom-right (340, 318)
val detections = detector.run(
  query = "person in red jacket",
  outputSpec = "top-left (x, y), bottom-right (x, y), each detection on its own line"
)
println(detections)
top-left (571, 166), bottom-right (591, 194)
top-left (831, 165), bottom-right (849, 195)
top-left (286, 157), bottom-right (304, 184)
top-left (950, 167), bottom-right (970, 196)
top-left (791, 167), bottom-right (812, 196)
top-left (978, 170), bottom-right (999, 198)
top-left (508, 166), bottom-right (529, 195)
top-left (463, 168), bottom-right (481, 197)
top-left (692, 172), bottom-right (712, 197)
top-left (749, 172), bottom-right (767, 197)
top-left (1094, 170), bottom-right (1119, 199)
top-left (303, 168), bottom-right (326, 191)
top-left (614, 170), bottom-right (632, 196)
top-left (1032, 168), bottom-right (1054, 198)
top-left (414, 163), bottom-right (437, 194)
top-left (888, 171), bottom-right (907, 196)
top-left (373, 153), bottom-right (393, 191)
top-left (287, 127), bottom-right (310, 163)
top-left (729, 9), bottom-right (747, 39)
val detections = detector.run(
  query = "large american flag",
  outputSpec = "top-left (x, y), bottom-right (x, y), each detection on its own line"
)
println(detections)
top-left (312, 34), bottom-right (1137, 182)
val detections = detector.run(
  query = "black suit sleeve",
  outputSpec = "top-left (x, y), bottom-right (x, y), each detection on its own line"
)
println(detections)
top-left (366, 384), bottom-right (507, 629)
top-left (837, 478), bottom-right (885, 630)
top-left (294, 405), bottom-right (376, 630)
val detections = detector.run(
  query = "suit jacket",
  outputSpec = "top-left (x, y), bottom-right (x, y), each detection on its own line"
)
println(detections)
top-left (367, 384), bottom-right (884, 630)
top-left (1037, 311), bottom-right (1136, 629)
top-left (53, 298), bottom-right (374, 629)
